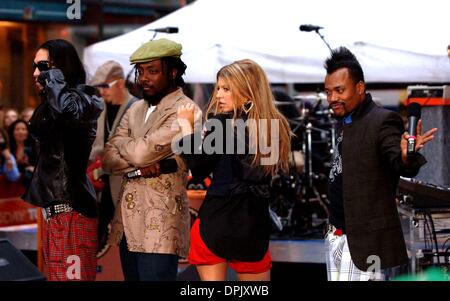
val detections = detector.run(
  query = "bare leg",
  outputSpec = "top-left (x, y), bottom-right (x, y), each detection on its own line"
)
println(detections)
top-left (196, 262), bottom-right (228, 281)
top-left (237, 270), bottom-right (271, 281)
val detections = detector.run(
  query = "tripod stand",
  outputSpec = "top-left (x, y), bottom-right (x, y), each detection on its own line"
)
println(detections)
top-left (292, 112), bottom-right (330, 235)
top-left (270, 103), bottom-right (331, 238)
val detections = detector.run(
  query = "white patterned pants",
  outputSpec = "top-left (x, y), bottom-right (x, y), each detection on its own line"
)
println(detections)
top-left (325, 229), bottom-right (385, 281)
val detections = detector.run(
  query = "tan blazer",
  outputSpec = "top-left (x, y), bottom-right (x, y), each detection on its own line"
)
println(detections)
top-left (90, 93), bottom-right (135, 206)
top-left (102, 88), bottom-right (198, 257)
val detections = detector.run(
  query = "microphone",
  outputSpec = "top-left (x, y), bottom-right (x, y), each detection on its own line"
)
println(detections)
top-left (406, 102), bottom-right (421, 157)
top-left (299, 24), bottom-right (323, 32)
top-left (148, 27), bottom-right (179, 33)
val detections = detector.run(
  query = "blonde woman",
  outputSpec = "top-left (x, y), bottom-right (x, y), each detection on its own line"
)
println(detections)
top-left (177, 59), bottom-right (291, 281)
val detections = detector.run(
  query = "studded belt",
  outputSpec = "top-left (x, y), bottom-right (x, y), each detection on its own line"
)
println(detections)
top-left (42, 203), bottom-right (73, 220)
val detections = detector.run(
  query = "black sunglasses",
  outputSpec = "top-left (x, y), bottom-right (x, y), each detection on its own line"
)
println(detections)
top-left (33, 60), bottom-right (52, 72)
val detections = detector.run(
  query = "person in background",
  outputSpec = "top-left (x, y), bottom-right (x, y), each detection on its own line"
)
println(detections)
top-left (3, 108), bottom-right (18, 130)
top-left (20, 107), bottom-right (35, 123)
top-left (176, 59), bottom-right (292, 281)
top-left (8, 119), bottom-right (37, 186)
top-left (0, 127), bottom-right (20, 182)
top-left (0, 103), bottom-right (4, 130)
top-left (22, 39), bottom-right (103, 281)
top-left (88, 60), bottom-right (137, 254)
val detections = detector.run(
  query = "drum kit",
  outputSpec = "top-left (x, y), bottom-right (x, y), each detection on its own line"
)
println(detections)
top-left (270, 92), bottom-right (336, 238)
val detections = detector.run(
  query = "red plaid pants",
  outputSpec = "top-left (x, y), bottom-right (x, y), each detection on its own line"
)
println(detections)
top-left (41, 211), bottom-right (98, 281)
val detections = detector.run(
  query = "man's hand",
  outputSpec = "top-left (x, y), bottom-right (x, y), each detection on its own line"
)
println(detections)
top-left (401, 119), bottom-right (438, 163)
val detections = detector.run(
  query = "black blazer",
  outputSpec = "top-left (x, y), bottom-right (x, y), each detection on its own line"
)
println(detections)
top-left (177, 113), bottom-right (271, 261)
top-left (340, 94), bottom-right (425, 270)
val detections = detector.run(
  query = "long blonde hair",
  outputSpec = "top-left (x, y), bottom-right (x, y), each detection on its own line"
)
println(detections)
top-left (205, 59), bottom-right (292, 176)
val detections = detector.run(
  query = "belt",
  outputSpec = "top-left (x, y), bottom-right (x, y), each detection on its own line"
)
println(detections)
top-left (42, 203), bottom-right (73, 220)
top-left (326, 223), bottom-right (343, 237)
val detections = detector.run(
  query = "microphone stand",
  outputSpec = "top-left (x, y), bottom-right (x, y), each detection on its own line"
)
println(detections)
top-left (148, 27), bottom-right (179, 40)
top-left (292, 111), bottom-right (329, 236)
top-left (314, 28), bottom-right (333, 52)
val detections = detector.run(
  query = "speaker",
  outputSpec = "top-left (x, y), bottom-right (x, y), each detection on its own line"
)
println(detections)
top-left (0, 239), bottom-right (45, 281)
top-left (414, 105), bottom-right (450, 188)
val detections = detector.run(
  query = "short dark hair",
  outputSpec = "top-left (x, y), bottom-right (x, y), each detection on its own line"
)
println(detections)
top-left (38, 39), bottom-right (86, 88)
top-left (324, 47), bottom-right (365, 84)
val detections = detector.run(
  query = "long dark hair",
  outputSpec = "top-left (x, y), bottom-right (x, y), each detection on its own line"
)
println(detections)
top-left (8, 119), bottom-right (36, 161)
top-left (38, 39), bottom-right (86, 87)
top-left (161, 57), bottom-right (187, 87)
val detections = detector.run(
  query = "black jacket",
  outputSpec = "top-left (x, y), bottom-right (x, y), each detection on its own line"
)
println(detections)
top-left (340, 94), bottom-right (426, 270)
top-left (178, 113), bottom-right (271, 261)
top-left (22, 69), bottom-right (103, 217)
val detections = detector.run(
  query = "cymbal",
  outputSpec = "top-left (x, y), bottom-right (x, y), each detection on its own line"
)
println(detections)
top-left (289, 116), bottom-right (318, 123)
top-left (273, 100), bottom-right (302, 105)
top-left (293, 93), bottom-right (327, 101)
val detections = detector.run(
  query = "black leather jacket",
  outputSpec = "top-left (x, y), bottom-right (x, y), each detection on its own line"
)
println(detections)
top-left (22, 69), bottom-right (103, 217)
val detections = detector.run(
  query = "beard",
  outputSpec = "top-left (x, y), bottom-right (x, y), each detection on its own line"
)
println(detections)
top-left (141, 80), bottom-right (177, 106)
top-left (142, 89), bottom-right (166, 106)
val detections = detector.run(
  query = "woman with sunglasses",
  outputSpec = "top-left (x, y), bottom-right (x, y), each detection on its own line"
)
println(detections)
top-left (22, 39), bottom-right (103, 281)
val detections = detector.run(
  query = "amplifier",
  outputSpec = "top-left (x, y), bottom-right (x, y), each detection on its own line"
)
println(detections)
top-left (407, 85), bottom-right (450, 106)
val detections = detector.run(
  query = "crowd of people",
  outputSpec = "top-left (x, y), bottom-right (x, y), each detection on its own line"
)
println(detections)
top-left (0, 37), bottom-right (438, 282)
top-left (0, 105), bottom-right (38, 192)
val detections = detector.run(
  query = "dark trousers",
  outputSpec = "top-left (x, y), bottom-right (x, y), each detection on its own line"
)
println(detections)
top-left (119, 236), bottom-right (179, 281)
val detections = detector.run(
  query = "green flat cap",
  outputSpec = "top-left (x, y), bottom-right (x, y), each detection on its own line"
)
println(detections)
top-left (130, 38), bottom-right (182, 64)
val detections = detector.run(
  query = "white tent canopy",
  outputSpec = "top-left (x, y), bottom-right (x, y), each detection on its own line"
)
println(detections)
top-left (83, 0), bottom-right (450, 83)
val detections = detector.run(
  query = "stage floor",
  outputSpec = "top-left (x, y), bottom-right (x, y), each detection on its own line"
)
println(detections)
top-left (0, 225), bottom-right (328, 281)
top-left (270, 239), bottom-right (325, 264)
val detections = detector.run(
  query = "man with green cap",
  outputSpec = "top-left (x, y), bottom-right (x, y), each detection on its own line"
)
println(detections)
top-left (102, 38), bottom-right (200, 281)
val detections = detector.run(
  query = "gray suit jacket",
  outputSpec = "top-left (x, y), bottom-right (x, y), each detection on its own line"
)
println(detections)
top-left (89, 92), bottom-right (136, 206)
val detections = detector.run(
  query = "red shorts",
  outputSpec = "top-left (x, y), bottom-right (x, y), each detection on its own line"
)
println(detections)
top-left (188, 219), bottom-right (272, 274)
top-left (41, 211), bottom-right (98, 281)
